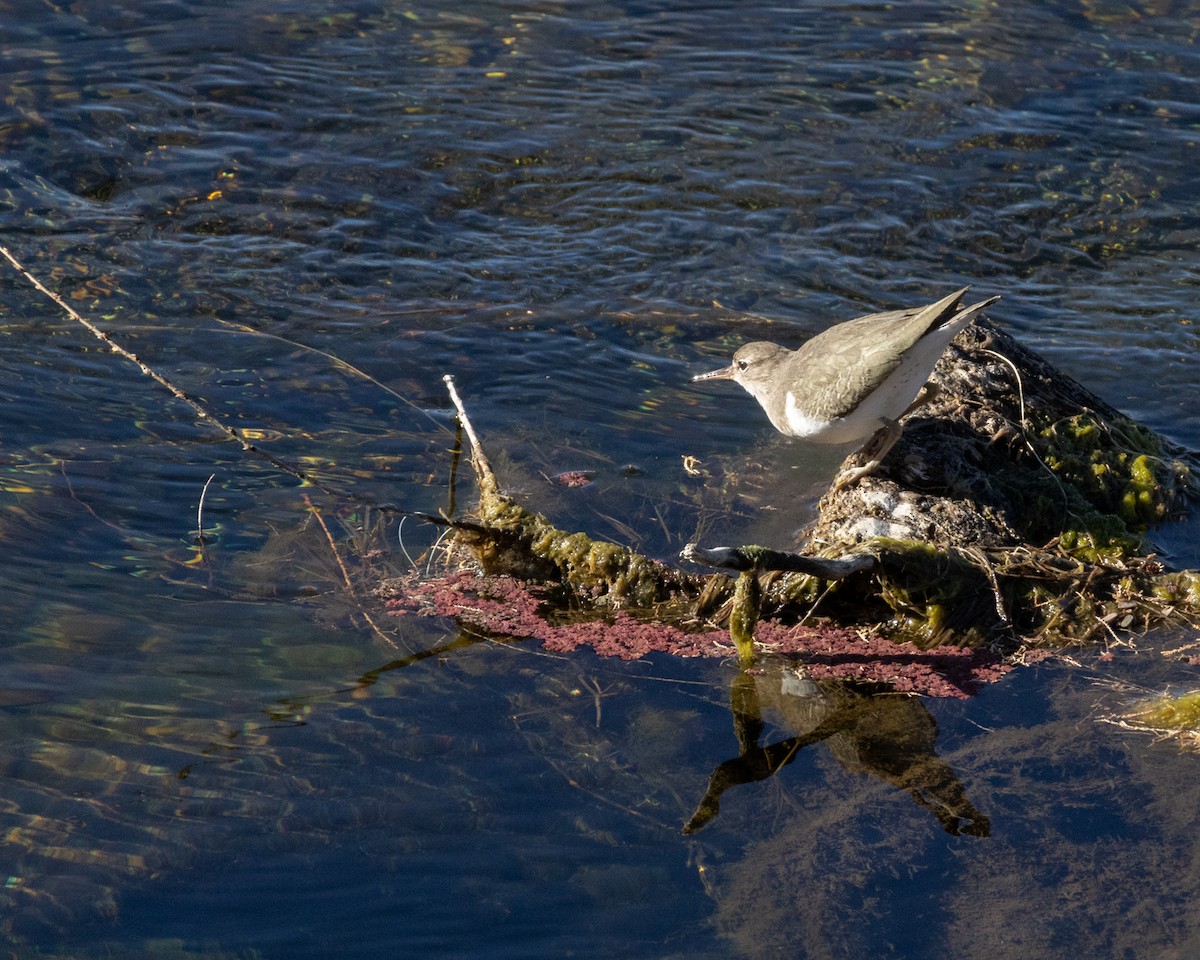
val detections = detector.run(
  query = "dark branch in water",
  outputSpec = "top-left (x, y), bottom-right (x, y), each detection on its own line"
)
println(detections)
top-left (681, 543), bottom-right (878, 579)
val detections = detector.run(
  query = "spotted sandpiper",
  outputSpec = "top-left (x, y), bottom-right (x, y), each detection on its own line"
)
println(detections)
top-left (693, 287), bottom-right (999, 489)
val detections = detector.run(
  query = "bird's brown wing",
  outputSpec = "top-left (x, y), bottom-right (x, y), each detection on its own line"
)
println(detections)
top-left (796, 288), bottom-right (975, 421)
top-left (797, 306), bottom-right (929, 421)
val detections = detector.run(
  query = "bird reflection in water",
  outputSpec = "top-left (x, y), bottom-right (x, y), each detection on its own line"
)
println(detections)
top-left (684, 666), bottom-right (990, 837)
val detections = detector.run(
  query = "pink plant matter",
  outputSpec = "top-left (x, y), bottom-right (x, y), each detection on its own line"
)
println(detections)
top-left (383, 572), bottom-right (1011, 699)
top-left (550, 471), bottom-right (594, 488)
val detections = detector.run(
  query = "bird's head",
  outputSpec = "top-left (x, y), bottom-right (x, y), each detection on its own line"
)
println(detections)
top-left (693, 341), bottom-right (790, 405)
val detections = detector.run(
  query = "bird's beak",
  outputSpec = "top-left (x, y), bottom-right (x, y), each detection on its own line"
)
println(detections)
top-left (692, 363), bottom-right (736, 383)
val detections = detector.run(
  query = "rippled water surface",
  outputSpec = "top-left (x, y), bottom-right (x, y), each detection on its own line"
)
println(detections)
top-left (3, 0), bottom-right (1200, 956)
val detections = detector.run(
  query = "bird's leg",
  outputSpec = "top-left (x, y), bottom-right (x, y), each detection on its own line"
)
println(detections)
top-left (903, 381), bottom-right (940, 416)
top-left (831, 418), bottom-right (904, 491)
top-left (830, 381), bottom-right (940, 491)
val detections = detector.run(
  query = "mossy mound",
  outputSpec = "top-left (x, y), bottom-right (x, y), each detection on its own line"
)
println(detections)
top-left (798, 319), bottom-right (1198, 646)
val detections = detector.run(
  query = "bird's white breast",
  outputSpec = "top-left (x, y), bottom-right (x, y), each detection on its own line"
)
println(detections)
top-left (783, 392), bottom-right (863, 443)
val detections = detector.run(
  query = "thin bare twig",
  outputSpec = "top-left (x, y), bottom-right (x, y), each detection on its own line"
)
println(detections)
top-left (209, 317), bottom-right (452, 435)
top-left (2, 244), bottom-right (453, 530)
top-left (443, 374), bottom-right (499, 500)
top-left (980, 346), bottom-right (1069, 520)
top-left (303, 495), bottom-right (399, 650)
top-left (396, 516), bottom-right (419, 570)
top-left (58, 460), bottom-right (129, 536)
top-left (963, 545), bottom-right (1011, 627)
top-left (0, 243), bottom-right (334, 494)
top-left (197, 473), bottom-right (216, 544)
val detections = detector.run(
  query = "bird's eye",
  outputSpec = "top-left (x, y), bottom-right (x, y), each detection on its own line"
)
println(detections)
top-left (736, 359), bottom-right (748, 371)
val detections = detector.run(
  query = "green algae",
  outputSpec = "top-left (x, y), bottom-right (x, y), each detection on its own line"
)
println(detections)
top-left (772, 569), bottom-right (830, 610)
top-left (1033, 413), bottom-right (1188, 531)
top-left (729, 571), bottom-right (761, 664)
top-left (871, 539), bottom-right (998, 648)
top-left (1129, 692), bottom-right (1200, 730)
top-left (466, 475), bottom-right (710, 611)
top-left (1151, 571), bottom-right (1200, 607)
top-left (1056, 521), bottom-right (1141, 565)
top-left (983, 405), bottom-right (1194, 570)
top-left (969, 398), bottom-right (1195, 585)
top-left (1120, 691), bottom-right (1200, 747)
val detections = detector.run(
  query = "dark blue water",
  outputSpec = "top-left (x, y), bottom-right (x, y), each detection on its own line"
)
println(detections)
top-left (2, 0), bottom-right (1200, 956)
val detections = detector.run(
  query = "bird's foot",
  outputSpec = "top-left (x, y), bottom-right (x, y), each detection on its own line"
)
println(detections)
top-left (830, 460), bottom-right (879, 492)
